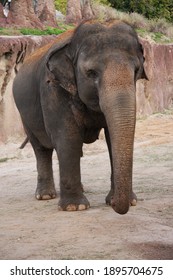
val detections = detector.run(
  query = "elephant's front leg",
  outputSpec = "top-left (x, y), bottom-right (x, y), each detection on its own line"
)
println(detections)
top-left (56, 136), bottom-right (90, 211)
top-left (104, 128), bottom-right (137, 207)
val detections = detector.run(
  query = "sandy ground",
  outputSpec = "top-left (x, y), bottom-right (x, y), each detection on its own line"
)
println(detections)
top-left (0, 113), bottom-right (173, 260)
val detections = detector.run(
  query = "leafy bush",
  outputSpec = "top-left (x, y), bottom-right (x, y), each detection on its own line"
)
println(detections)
top-left (54, 0), bottom-right (67, 15)
top-left (108, 0), bottom-right (173, 22)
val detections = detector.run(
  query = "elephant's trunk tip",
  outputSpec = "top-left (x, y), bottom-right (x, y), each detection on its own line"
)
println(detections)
top-left (111, 197), bottom-right (129, 215)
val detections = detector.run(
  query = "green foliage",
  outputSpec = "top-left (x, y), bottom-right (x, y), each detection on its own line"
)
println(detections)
top-left (54, 0), bottom-right (110, 15)
top-left (57, 22), bottom-right (75, 30)
top-left (54, 0), bottom-right (67, 15)
top-left (93, 0), bottom-right (110, 5)
top-left (136, 28), bottom-right (172, 43)
top-left (0, 27), bottom-right (21, 35)
top-left (20, 27), bottom-right (64, 36)
top-left (54, 0), bottom-right (111, 15)
top-left (108, 0), bottom-right (173, 22)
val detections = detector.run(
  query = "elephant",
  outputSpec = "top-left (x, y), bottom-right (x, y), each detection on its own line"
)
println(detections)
top-left (13, 20), bottom-right (148, 214)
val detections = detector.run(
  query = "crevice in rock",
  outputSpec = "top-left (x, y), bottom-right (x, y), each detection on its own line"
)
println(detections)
top-left (15, 42), bottom-right (27, 74)
top-left (1, 50), bottom-right (14, 100)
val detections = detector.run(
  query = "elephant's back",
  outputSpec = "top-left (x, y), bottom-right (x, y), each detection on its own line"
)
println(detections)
top-left (24, 29), bottom-right (74, 67)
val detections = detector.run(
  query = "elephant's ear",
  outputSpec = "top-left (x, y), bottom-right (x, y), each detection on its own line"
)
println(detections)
top-left (46, 30), bottom-right (77, 95)
top-left (137, 42), bottom-right (149, 81)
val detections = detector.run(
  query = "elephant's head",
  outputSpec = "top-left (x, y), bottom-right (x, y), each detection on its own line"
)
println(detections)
top-left (46, 20), bottom-right (148, 214)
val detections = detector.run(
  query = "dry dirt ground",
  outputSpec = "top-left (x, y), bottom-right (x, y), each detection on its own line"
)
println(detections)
top-left (0, 113), bottom-right (173, 260)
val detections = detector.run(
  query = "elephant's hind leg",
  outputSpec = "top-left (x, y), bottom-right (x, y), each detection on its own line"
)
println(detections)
top-left (33, 146), bottom-right (56, 200)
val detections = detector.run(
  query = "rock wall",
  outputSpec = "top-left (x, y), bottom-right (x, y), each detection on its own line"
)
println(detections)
top-left (0, 35), bottom-right (56, 143)
top-left (0, 0), bottom-right (57, 28)
top-left (0, 35), bottom-right (173, 143)
top-left (137, 39), bottom-right (173, 116)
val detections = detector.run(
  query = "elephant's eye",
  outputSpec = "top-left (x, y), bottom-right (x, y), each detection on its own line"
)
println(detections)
top-left (86, 69), bottom-right (98, 79)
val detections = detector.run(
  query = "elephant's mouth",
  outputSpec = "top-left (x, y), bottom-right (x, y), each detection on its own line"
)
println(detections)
top-left (82, 95), bottom-right (101, 113)
top-left (89, 103), bottom-right (101, 112)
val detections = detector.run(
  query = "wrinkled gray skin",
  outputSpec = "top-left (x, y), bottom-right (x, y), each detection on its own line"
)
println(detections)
top-left (13, 20), bottom-right (148, 214)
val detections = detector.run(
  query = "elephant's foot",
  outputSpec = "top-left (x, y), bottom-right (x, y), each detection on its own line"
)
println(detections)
top-left (130, 191), bottom-right (137, 206)
top-left (105, 190), bottom-right (137, 207)
top-left (81, 183), bottom-right (84, 192)
top-left (105, 189), bottom-right (113, 205)
top-left (35, 185), bottom-right (57, 200)
top-left (58, 193), bottom-right (90, 211)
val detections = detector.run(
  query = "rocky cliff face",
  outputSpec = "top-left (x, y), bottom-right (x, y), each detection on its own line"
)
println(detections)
top-left (137, 39), bottom-right (173, 116)
top-left (0, 0), bottom-right (56, 28)
top-left (0, 35), bottom-right (56, 143)
top-left (0, 35), bottom-right (173, 143)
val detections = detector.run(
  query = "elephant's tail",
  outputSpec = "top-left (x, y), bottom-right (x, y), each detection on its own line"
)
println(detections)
top-left (20, 137), bottom-right (29, 149)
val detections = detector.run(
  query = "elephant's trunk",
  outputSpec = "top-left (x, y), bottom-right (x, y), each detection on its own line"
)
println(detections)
top-left (99, 63), bottom-right (136, 214)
